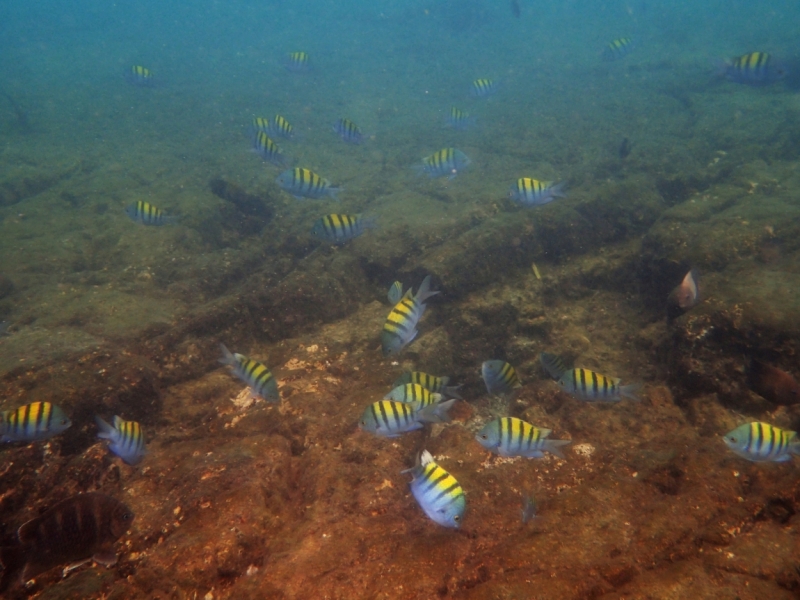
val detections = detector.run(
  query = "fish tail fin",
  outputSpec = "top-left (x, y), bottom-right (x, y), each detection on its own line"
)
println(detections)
top-left (788, 433), bottom-right (800, 456)
top-left (362, 216), bottom-right (378, 231)
top-left (442, 385), bottom-right (463, 400)
top-left (328, 187), bottom-right (343, 201)
top-left (219, 343), bottom-right (236, 367)
top-left (401, 449), bottom-right (433, 476)
top-left (543, 439), bottom-right (571, 460)
top-left (550, 182), bottom-right (567, 198)
top-left (416, 398), bottom-right (457, 424)
top-left (95, 415), bottom-right (114, 440)
top-left (620, 383), bottom-right (642, 402)
top-left (162, 215), bottom-right (180, 225)
top-left (712, 58), bottom-right (730, 79)
top-left (415, 275), bottom-right (440, 303)
top-left (0, 545), bottom-right (28, 593)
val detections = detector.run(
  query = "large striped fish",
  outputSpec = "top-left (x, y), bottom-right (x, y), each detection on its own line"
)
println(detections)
top-left (476, 417), bottom-right (570, 459)
top-left (1, 402), bottom-right (71, 443)
top-left (556, 367), bottom-right (640, 402)
top-left (402, 450), bottom-right (466, 528)
top-left (380, 275), bottom-right (438, 356)
top-left (358, 399), bottom-right (455, 437)
top-left (219, 344), bottom-right (280, 402)
top-left (724, 422), bottom-right (800, 462)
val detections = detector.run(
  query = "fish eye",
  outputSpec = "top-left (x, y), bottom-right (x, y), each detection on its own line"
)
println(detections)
top-left (480, 434), bottom-right (488, 439)
top-left (728, 436), bottom-right (737, 443)
top-left (359, 420), bottom-right (366, 426)
top-left (453, 515), bottom-right (461, 522)
top-left (122, 512), bottom-right (133, 521)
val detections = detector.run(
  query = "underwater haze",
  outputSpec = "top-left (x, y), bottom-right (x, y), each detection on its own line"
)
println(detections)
top-left (2, 0), bottom-right (800, 598)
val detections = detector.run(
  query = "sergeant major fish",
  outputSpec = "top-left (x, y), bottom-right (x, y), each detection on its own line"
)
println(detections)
top-left (277, 168), bottom-right (341, 200)
top-left (381, 275), bottom-right (439, 355)
top-left (717, 52), bottom-right (787, 86)
top-left (95, 415), bottom-right (147, 465)
top-left (418, 148), bottom-right (470, 180)
top-left (125, 200), bottom-right (178, 226)
top-left (402, 450), bottom-right (466, 528)
top-left (284, 51), bottom-right (310, 73)
top-left (556, 367), bottom-right (640, 402)
top-left (482, 360), bottom-right (522, 396)
top-left (446, 107), bottom-right (474, 130)
top-left (393, 371), bottom-right (463, 399)
top-left (269, 114), bottom-right (297, 140)
top-left (0, 493), bottom-right (134, 593)
top-left (724, 422), bottom-right (800, 462)
top-left (219, 344), bottom-right (280, 402)
top-left (253, 131), bottom-right (290, 167)
top-left (602, 38), bottom-right (636, 62)
top-left (1, 401), bottom-right (72, 443)
top-left (476, 417), bottom-right (570, 459)
top-left (470, 78), bottom-right (498, 98)
top-left (311, 214), bottom-right (376, 244)
top-left (333, 118), bottom-right (364, 144)
top-left (358, 399), bottom-right (456, 437)
top-left (508, 178), bottom-right (566, 207)
top-left (384, 383), bottom-right (443, 409)
top-left (125, 65), bottom-right (154, 87)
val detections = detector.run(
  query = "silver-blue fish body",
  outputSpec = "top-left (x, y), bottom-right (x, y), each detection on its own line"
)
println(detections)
top-left (380, 275), bottom-right (438, 356)
top-left (508, 178), bottom-right (566, 207)
top-left (557, 368), bottom-right (640, 402)
top-left (481, 360), bottom-right (522, 396)
top-left (419, 148), bottom-right (470, 180)
top-left (402, 450), bottom-right (466, 528)
top-left (96, 415), bottom-right (147, 465)
top-left (0, 402), bottom-right (72, 443)
top-left (724, 422), bottom-right (800, 462)
top-left (219, 344), bottom-right (280, 402)
top-left (276, 168), bottom-right (341, 200)
top-left (476, 417), bottom-right (570, 459)
top-left (359, 399), bottom-right (456, 438)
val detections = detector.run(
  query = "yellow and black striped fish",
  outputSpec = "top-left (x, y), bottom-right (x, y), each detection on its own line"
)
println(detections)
top-left (724, 422), bottom-right (800, 462)
top-left (403, 450), bottom-right (466, 528)
top-left (1, 401), bottom-right (72, 443)
top-left (125, 200), bottom-right (177, 226)
top-left (557, 367), bottom-right (640, 402)
top-left (482, 360), bottom-right (522, 395)
top-left (284, 51), bottom-right (310, 72)
top-left (508, 178), bottom-right (566, 207)
top-left (470, 78), bottom-right (497, 97)
top-left (252, 116), bottom-right (270, 133)
top-left (602, 38), bottom-right (636, 61)
top-left (311, 214), bottom-right (376, 244)
top-left (253, 131), bottom-right (289, 167)
top-left (126, 65), bottom-right (154, 86)
top-left (392, 371), bottom-right (462, 399)
top-left (381, 275), bottom-right (438, 355)
top-left (419, 148), bottom-right (471, 179)
top-left (269, 114), bottom-right (296, 140)
top-left (359, 399), bottom-right (454, 437)
top-left (276, 168), bottom-right (341, 200)
top-left (333, 118), bottom-right (363, 144)
top-left (447, 106), bottom-right (473, 130)
top-left (720, 52), bottom-right (787, 86)
top-left (219, 344), bottom-right (280, 402)
top-left (476, 417), bottom-right (570, 459)
top-left (96, 415), bottom-right (147, 465)
top-left (384, 383), bottom-right (442, 409)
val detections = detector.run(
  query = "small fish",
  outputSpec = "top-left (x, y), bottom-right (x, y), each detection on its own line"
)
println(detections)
top-left (125, 65), bottom-right (154, 87)
top-left (724, 422), bottom-right (800, 462)
top-left (718, 52), bottom-right (787, 86)
top-left (418, 148), bottom-right (470, 180)
top-left (0, 493), bottom-right (134, 593)
top-left (284, 51), bottom-right (311, 73)
top-left (276, 168), bottom-right (341, 200)
top-left (556, 368), bottom-right (640, 402)
top-left (540, 352), bottom-right (568, 380)
top-left (746, 359), bottom-right (800, 406)
top-left (1, 402), bottom-right (72, 443)
top-left (219, 344), bottom-right (280, 402)
top-left (333, 118), bottom-right (364, 144)
top-left (602, 38), bottom-right (636, 62)
top-left (252, 116), bottom-right (271, 133)
top-left (476, 417), bottom-right (570, 459)
top-left (392, 371), bottom-right (463, 399)
top-left (95, 415), bottom-right (147, 465)
top-left (311, 214), bottom-right (376, 244)
top-left (510, 0), bottom-right (521, 19)
top-left (531, 262), bottom-right (541, 280)
top-left (521, 495), bottom-right (537, 524)
top-left (253, 131), bottom-right (290, 167)
top-left (387, 281), bottom-right (406, 305)
top-left (269, 114), bottom-right (296, 140)
top-left (667, 269), bottom-right (699, 320)
top-left (125, 200), bottom-right (178, 226)
top-left (618, 137), bottom-right (632, 159)
top-left (482, 360), bottom-right (522, 396)
top-left (508, 178), bottom-right (566, 207)
top-left (380, 275), bottom-right (439, 356)
top-left (470, 78), bottom-right (498, 98)
top-left (385, 383), bottom-right (443, 409)
top-left (402, 450), bottom-right (466, 528)
top-left (358, 399), bottom-right (456, 437)
top-left (446, 107), bottom-right (473, 130)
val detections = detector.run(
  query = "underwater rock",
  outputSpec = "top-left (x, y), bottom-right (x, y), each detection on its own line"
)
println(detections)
top-left (0, 273), bottom-right (14, 299)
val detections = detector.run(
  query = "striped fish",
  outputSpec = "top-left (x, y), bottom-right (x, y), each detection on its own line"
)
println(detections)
top-left (384, 383), bottom-right (442, 409)
top-left (402, 450), bottom-right (466, 528)
top-left (1, 402), bottom-right (72, 443)
top-left (253, 131), bottom-right (290, 167)
top-left (333, 118), bottom-right (364, 144)
top-left (540, 352), bottom-right (568, 380)
top-left (381, 275), bottom-right (439, 356)
top-left (252, 116), bottom-right (271, 133)
top-left (602, 38), bottom-right (636, 62)
top-left (720, 52), bottom-right (787, 86)
top-left (482, 360), bottom-right (522, 396)
top-left (269, 114), bottom-right (296, 140)
top-left (219, 344), bottom-right (280, 402)
top-left (724, 422), bottom-right (800, 462)
top-left (95, 415), bottom-right (147, 465)
top-left (446, 107), bottom-right (473, 130)
top-left (476, 417), bottom-right (570, 459)
top-left (508, 178), bottom-right (566, 207)
top-left (284, 51), bottom-right (310, 73)
top-left (125, 65), bottom-right (154, 87)
top-left (387, 281), bottom-right (406, 305)
top-left (392, 371), bottom-right (463, 399)
top-left (419, 148), bottom-right (470, 180)
top-left (311, 214), bottom-right (376, 244)
top-left (276, 168), bottom-right (341, 200)
top-left (470, 78), bottom-right (497, 98)
top-left (358, 399), bottom-right (456, 437)
top-left (557, 368), bottom-right (640, 402)
top-left (125, 201), bottom-right (177, 226)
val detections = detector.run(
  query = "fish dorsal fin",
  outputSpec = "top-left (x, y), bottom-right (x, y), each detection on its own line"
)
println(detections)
top-left (419, 449), bottom-right (434, 467)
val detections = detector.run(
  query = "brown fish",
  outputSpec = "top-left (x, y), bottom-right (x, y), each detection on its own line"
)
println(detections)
top-left (746, 359), bottom-right (800, 405)
top-left (667, 269), bottom-right (699, 320)
top-left (0, 492), bottom-right (134, 591)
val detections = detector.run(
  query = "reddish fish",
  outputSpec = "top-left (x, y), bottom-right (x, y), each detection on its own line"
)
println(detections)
top-left (667, 269), bottom-right (699, 320)
top-left (746, 359), bottom-right (800, 405)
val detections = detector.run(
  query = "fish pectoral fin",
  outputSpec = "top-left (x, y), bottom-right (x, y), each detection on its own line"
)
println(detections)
top-left (92, 548), bottom-right (118, 567)
top-left (63, 557), bottom-right (93, 576)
